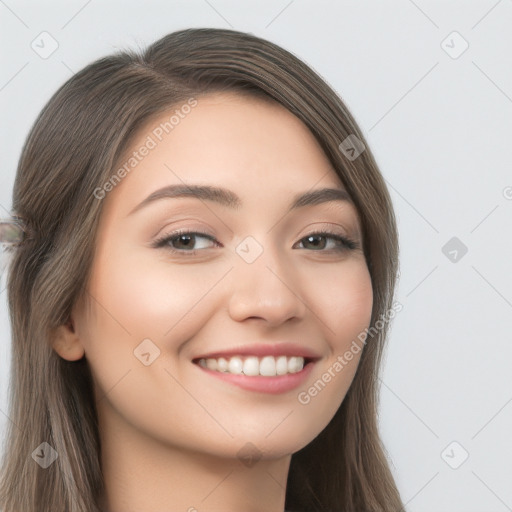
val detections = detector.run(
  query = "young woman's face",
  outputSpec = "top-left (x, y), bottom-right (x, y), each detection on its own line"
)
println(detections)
top-left (71, 91), bottom-right (373, 461)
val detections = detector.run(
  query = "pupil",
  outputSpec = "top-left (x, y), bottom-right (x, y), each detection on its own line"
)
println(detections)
top-left (178, 235), bottom-right (193, 248)
top-left (307, 235), bottom-right (325, 249)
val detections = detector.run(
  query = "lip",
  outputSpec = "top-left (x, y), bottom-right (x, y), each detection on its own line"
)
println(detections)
top-left (194, 359), bottom-right (317, 394)
top-left (192, 342), bottom-right (322, 362)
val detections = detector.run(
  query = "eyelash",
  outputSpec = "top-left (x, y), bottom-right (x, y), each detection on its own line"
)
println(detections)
top-left (152, 229), bottom-right (360, 255)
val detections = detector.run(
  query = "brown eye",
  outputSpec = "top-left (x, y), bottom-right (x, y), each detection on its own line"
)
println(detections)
top-left (296, 231), bottom-right (358, 252)
top-left (153, 230), bottom-right (219, 254)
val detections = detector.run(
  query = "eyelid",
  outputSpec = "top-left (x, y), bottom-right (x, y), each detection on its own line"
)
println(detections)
top-left (151, 219), bottom-right (217, 241)
top-left (296, 221), bottom-right (360, 246)
top-left (151, 228), bottom-right (219, 252)
top-left (152, 220), bottom-right (355, 243)
top-left (151, 224), bottom-right (360, 255)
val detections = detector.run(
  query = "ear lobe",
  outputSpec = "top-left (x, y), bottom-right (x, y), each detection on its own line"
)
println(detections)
top-left (51, 318), bottom-right (85, 361)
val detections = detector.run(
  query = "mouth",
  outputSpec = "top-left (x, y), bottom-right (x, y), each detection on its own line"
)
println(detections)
top-left (192, 354), bottom-right (319, 394)
top-left (192, 354), bottom-right (315, 376)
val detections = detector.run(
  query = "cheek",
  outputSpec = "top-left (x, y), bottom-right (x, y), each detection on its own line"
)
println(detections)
top-left (79, 249), bottom-right (229, 378)
top-left (309, 257), bottom-right (373, 343)
top-left (292, 258), bottom-right (372, 426)
top-left (86, 248), bottom-right (219, 337)
top-left (76, 251), bottom-right (230, 445)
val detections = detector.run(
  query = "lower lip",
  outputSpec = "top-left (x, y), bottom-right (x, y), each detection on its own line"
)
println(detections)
top-left (194, 361), bottom-right (316, 394)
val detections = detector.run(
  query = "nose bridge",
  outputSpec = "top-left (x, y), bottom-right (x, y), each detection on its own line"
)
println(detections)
top-left (227, 234), bottom-right (306, 324)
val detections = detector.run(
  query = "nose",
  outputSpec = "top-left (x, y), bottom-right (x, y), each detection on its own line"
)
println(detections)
top-left (227, 244), bottom-right (307, 327)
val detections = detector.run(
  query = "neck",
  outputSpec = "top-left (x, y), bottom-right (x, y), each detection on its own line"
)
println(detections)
top-left (97, 407), bottom-right (290, 512)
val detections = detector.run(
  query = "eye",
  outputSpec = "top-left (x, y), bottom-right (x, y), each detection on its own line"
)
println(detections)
top-left (152, 230), bottom-right (219, 254)
top-left (295, 231), bottom-right (359, 252)
top-left (152, 228), bottom-right (359, 256)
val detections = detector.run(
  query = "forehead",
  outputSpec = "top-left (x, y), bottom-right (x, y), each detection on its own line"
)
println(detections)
top-left (104, 91), bottom-right (350, 215)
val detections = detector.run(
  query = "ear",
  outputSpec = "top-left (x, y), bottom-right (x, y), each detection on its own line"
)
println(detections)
top-left (51, 317), bottom-right (85, 361)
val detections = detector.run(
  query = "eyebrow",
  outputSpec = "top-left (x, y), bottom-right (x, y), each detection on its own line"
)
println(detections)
top-left (127, 183), bottom-right (353, 216)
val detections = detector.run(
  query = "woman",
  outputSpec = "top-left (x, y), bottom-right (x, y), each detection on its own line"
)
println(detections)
top-left (0, 27), bottom-right (404, 511)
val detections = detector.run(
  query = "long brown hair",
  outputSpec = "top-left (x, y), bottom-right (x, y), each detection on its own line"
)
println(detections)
top-left (0, 28), bottom-right (403, 511)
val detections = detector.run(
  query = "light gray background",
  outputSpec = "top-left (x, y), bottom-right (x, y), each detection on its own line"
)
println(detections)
top-left (1, 1), bottom-right (511, 511)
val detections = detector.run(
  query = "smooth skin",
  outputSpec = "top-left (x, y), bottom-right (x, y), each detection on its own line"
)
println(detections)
top-left (53, 92), bottom-right (373, 512)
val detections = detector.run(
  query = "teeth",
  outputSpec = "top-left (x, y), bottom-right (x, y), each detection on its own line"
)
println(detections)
top-left (276, 355), bottom-right (288, 375)
top-left (217, 357), bottom-right (229, 372)
top-left (243, 357), bottom-right (259, 376)
top-left (259, 356), bottom-right (276, 376)
top-left (197, 355), bottom-right (306, 376)
top-left (205, 359), bottom-right (217, 371)
top-left (228, 356), bottom-right (243, 374)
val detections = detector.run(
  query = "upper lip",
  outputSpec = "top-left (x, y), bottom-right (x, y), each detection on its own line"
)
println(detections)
top-left (192, 342), bottom-right (322, 362)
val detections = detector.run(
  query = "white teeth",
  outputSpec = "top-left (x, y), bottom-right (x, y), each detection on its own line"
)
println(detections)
top-left (228, 356), bottom-right (243, 374)
top-left (288, 356), bottom-right (302, 373)
top-left (217, 357), bottom-right (229, 372)
top-left (259, 355), bottom-right (276, 376)
top-left (276, 355), bottom-right (288, 375)
top-left (197, 355), bottom-right (306, 376)
top-left (243, 357), bottom-right (259, 376)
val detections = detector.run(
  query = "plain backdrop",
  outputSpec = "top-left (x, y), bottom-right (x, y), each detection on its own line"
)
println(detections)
top-left (1, 1), bottom-right (511, 511)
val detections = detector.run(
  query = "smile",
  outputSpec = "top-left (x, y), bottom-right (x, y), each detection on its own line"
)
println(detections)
top-left (195, 355), bottom-right (308, 376)
top-left (193, 355), bottom-right (317, 394)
